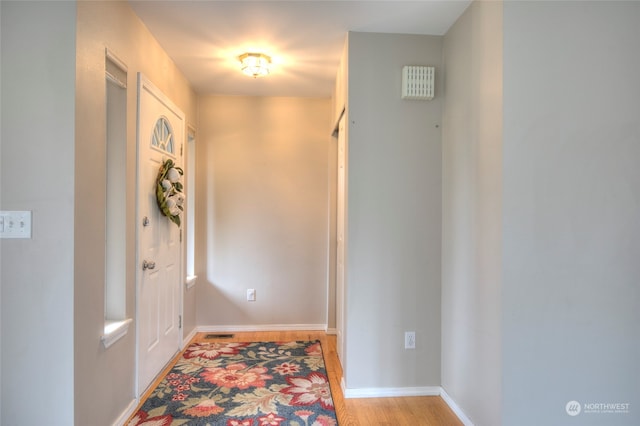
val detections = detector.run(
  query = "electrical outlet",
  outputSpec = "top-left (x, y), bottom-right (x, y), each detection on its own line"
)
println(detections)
top-left (246, 288), bottom-right (256, 302)
top-left (405, 331), bottom-right (416, 349)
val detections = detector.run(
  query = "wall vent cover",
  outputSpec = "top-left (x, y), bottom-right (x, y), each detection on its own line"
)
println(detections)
top-left (401, 66), bottom-right (434, 100)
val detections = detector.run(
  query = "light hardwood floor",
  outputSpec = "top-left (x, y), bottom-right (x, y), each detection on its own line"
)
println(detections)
top-left (131, 331), bottom-right (463, 426)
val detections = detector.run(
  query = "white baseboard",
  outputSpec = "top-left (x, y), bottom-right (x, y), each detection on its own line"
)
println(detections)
top-left (338, 380), bottom-right (473, 426)
top-left (112, 398), bottom-right (137, 426)
top-left (182, 327), bottom-right (198, 347)
top-left (196, 324), bottom-right (327, 333)
top-left (439, 388), bottom-right (475, 426)
top-left (341, 383), bottom-right (440, 399)
top-left (325, 327), bottom-right (337, 335)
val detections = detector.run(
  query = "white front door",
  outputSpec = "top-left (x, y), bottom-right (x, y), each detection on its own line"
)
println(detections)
top-left (136, 74), bottom-right (185, 395)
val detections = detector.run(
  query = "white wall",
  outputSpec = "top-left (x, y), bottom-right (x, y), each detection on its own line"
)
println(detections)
top-left (196, 96), bottom-right (332, 328)
top-left (441, 2), bottom-right (502, 425)
top-left (345, 32), bottom-right (442, 389)
top-left (502, 2), bottom-right (640, 425)
top-left (0, 2), bottom-right (76, 424)
top-left (74, 2), bottom-right (197, 424)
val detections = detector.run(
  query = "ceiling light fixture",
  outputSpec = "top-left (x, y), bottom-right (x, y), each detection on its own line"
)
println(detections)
top-left (238, 53), bottom-right (271, 78)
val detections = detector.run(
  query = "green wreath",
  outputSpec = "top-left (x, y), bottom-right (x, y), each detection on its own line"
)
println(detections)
top-left (155, 159), bottom-right (184, 227)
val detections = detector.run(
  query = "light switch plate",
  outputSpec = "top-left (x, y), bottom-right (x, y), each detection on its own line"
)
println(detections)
top-left (0, 211), bottom-right (32, 239)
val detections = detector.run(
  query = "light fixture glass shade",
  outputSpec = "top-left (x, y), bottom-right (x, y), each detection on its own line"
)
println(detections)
top-left (239, 53), bottom-right (271, 78)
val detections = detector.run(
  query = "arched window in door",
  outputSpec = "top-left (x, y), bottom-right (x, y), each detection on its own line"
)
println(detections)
top-left (152, 116), bottom-right (175, 155)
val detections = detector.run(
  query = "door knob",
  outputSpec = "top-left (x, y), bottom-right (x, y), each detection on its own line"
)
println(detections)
top-left (142, 260), bottom-right (156, 271)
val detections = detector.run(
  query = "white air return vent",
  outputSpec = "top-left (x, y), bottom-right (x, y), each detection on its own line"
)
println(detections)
top-left (402, 66), bottom-right (434, 100)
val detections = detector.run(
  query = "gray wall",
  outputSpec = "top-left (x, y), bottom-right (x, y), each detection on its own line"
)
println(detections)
top-left (196, 96), bottom-right (332, 328)
top-left (441, 2), bottom-right (502, 425)
top-left (0, 2), bottom-right (76, 424)
top-left (345, 32), bottom-right (442, 389)
top-left (503, 2), bottom-right (640, 425)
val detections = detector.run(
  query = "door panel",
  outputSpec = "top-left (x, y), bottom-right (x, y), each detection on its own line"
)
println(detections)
top-left (136, 74), bottom-right (185, 395)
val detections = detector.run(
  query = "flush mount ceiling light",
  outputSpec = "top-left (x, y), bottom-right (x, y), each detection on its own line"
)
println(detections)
top-left (238, 53), bottom-right (271, 78)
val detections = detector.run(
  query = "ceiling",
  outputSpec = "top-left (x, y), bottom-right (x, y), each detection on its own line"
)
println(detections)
top-left (129, 1), bottom-right (471, 98)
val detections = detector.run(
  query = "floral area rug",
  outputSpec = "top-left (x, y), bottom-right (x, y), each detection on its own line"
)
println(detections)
top-left (128, 340), bottom-right (338, 426)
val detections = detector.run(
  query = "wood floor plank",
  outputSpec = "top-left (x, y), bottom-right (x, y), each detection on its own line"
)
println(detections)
top-left (128, 330), bottom-right (463, 426)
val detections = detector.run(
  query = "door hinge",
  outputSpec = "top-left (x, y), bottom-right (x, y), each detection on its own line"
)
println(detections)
top-left (179, 315), bottom-right (182, 329)
top-left (180, 229), bottom-right (183, 242)
top-left (181, 143), bottom-right (183, 156)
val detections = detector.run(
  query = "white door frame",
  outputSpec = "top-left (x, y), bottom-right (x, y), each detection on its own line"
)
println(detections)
top-left (336, 113), bottom-right (347, 368)
top-left (135, 73), bottom-right (185, 397)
